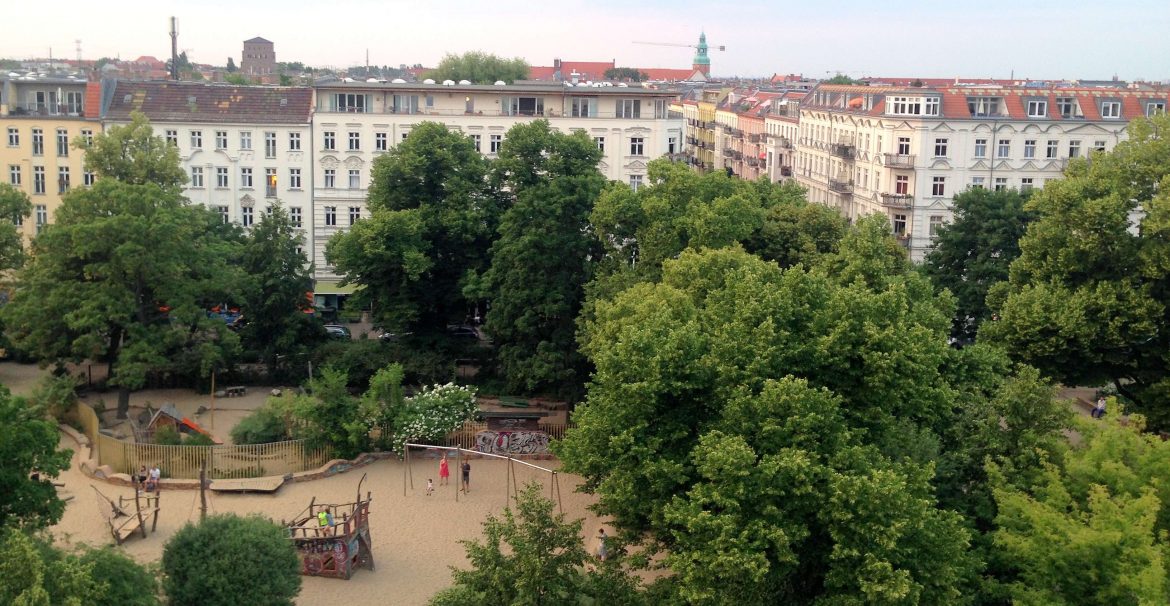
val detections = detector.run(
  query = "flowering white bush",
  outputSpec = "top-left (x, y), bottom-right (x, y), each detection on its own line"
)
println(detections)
top-left (391, 382), bottom-right (478, 452)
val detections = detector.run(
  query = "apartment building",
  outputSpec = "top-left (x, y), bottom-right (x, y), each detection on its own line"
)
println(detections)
top-left (0, 74), bottom-right (95, 242)
top-left (679, 89), bottom-right (721, 171)
top-left (764, 91), bottom-right (802, 182)
top-left (795, 83), bottom-right (1167, 260)
top-left (309, 80), bottom-right (683, 286)
top-left (101, 80), bottom-right (315, 260)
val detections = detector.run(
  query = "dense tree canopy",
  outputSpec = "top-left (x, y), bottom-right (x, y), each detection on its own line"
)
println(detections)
top-left (604, 67), bottom-right (648, 82)
top-left (327, 122), bottom-right (498, 334)
top-left (0, 183), bottom-right (32, 272)
top-left (162, 514), bottom-right (301, 606)
top-left (477, 122), bottom-right (603, 396)
top-left (984, 113), bottom-right (1170, 427)
top-left (427, 52), bottom-right (529, 84)
top-left (924, 188), bottom-right (1033, 340)
top-left (0, 388), bottom-right (71, 530)
top-left (3, 118), bottom-right (242, 417)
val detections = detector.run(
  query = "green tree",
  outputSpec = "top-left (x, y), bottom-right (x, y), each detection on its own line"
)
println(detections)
top-left (73, 111), bottom-right (187, 190)
top-left (224, 73), bottom-right (250, 85)
top-left (604, 67), bottom-right (648, 82)
top-left (924, 188), bottom-right (1033, 340)
top-left (4, 120), bottom-right (241, 417)
top-left (477, 122), bottom-right (603, 396)
top-left (558, 245), bottom-right (978, 602)
top-left (236, 202), bottom-right (319, 374)
top-left (427, 51), bottom-right (529, 84)
top-left (825, 74), bottom-right (862, 84)
top-left (161, 514), bottom-right (300, 606)
top-left (984, 113), bottom-right (1170, 427)
top-left (0, 529), bottom-right (104, 606)
top-left (0, 387), bottom-right (71, 530)
top-left (0, 183), bottom-right (33, 271)
top-left (990, 414), bottom-right (1170, 605)
top-left (327, 122), bottom-right (498, 335)
top-left (431, 483), bottom-right (644, 606)
top-left (226, 57), bottom-right (237, 72)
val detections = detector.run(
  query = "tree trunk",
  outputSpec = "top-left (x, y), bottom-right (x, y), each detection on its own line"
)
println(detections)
top-left (117, 385), bottom-right (131, 420)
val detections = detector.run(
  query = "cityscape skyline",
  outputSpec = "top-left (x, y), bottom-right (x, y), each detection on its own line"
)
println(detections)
top-left (3, 0), bottom-right (1168, 81)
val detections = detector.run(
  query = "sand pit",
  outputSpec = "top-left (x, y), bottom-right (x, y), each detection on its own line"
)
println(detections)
top-left (51, 433), bottom-right (605, 605)
top-left (0, 360), bottom-right (606, 606)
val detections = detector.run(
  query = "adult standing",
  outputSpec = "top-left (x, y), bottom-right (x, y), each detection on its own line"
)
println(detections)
top-left (461, 460), bottom-right (471, 493)
top-left (596, 528), bottom-right (608, 562)
top-left (439, 453), bottom-right (450, 486)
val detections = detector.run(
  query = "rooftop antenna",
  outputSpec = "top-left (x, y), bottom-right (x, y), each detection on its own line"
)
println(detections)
top-left (169, 17), bottom-right (179, 80)
top-left (75, 39), bottom-right (82, 63)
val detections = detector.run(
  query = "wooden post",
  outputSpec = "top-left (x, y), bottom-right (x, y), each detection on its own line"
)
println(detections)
top-left (209, 370), bottom-right (216, 430)
top-left (199, 459), bottom-right (208, 521)
top-left (407, 446), bottom-right (413, 490)
top-left (151, 492), bottom-right (161, 532)
top-left (554, 472), bottom-right (563, 514)
top-left (133, 483), bottom-right (147, 538)
top-left (455, 448), bottom-right (460, 503)
top-left (403, 446), bottom-right (408, 497)
top-left (505, 456), bottom-right (511, 507)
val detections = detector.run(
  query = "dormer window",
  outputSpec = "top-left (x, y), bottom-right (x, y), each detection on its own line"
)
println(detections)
top-left (1056, 97), bottom-right (1078, 118)
top-left (888, 96), bottom-right (939, 116)
top-left (967, 97), bottom-right (1002, 117)
top-left (1148, 102), bottom-right (1166, 117)
top-left (1100, 101), bottom-right (1121, 119)
top-left (1026, 100), bottom-right (1048, 118)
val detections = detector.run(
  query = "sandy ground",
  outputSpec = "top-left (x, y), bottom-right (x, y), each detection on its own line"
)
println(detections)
top-left (1, 362), bottom-right (607, 606)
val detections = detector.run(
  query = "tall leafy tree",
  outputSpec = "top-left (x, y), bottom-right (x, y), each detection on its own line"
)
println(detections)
top-left (0, 387), bottom-right (71, 530)
top-left (3, 117), bottom-right (241, 418)
top-left (430, 482), bottom-right (644, 606)
top-left (558, 245), bottom-right (979, 602)
top-left (984, 113), bottom-right (1170, 427)
top-left (477, 122), bottom-right (603, 396)
top-left (236, 202), bottom-right (319, 374)
top-left (327, 122), bottom-right (498, 334)
top-left (924, 188), bottom-right (1033, 340)
top-left (0, 183), bottom-right (33, 272)
top-left (427, 51), bottom-right (529, 84)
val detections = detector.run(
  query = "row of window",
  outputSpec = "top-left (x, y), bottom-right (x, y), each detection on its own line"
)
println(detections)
top-left (208, 204), bottom-right (363, 229)
top-left (8, 165), bottom-right (96, 193)
top-left (168, 129), bottom-right (301, 157)
top-left (895, 136), bottom-right (1109, 160)
top-left (6, 127), bottom-right (94, 156)
top-left (325, 92), bottom-right (672, 119)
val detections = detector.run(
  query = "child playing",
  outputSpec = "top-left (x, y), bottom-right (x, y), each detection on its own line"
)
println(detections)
top-left (426, 479), bottom-right (434, 496)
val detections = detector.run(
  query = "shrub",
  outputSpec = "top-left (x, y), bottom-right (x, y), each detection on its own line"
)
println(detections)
top-left (230, 405), bottom-right (290, 445)
top-left (153, 425), bottom-right (182, 445)
top-left (77, 545), bottom-right (161, 606)
top-left (28, 374), bottom-right (79, 422)
top-left (162, 514), bottom-right (301, 606)
top-left (183, 432), bottom-right (215, 446)
top-left (391, 382), bottom-right (478, 451)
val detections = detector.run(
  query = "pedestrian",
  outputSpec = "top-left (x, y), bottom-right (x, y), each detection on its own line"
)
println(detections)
top-left (426, 478), bottom-right (434, 496)
top-left (461, 460), bottom-right (471, 493)
top-left (136, 465), bottom-right (148, 491)
top-left (1093, 396), bottom-right (1107, 419)
top-left (439, 453), bottom-right (450, 486)
top-left (596, 528), bottom-right (608, 562)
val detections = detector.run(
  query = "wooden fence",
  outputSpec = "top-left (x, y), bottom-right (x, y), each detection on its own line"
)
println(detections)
top-left (439, 421), bottom-right (575, 450)
top-left (74, 403), bottom-right (330, 480)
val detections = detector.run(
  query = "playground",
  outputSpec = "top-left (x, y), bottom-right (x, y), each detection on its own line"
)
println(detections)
top-left (0, 362), bottom-right (607, 606)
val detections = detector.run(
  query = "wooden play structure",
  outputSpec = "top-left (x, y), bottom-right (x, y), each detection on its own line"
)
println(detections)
top-left (283, 474), bottom-right (375, 580)
top-left (91, 485), bottom-right (161, 545)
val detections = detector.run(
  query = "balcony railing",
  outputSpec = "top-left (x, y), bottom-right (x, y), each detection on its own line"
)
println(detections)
top-left (829, 143), bottom-right (856, 160)
top-left (828, 179), bottom-right (854, 194)
top-left (722, 148), bottom-right (733, 157)
top-left (880, 193), bottom-right (914, 209)
top-left (883, 153), bottom-right (916, 168)
top-left (747, 157), bottom-right (759, 167)
top-left (749, 133), bottom-right (762, 143)
top-left (780, 166), bottom-right (793, 177)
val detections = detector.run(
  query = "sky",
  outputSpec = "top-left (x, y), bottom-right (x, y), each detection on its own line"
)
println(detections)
top-left (4, 0), bottom-right (1169, 81)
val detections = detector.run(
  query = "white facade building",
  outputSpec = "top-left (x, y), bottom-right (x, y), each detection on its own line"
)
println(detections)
top-left (794, 83), bottom-right (1167, 261)
top-left (102, 81), bottom-right (315, 259)
top-left (310, 81), bottom-right (683, 287)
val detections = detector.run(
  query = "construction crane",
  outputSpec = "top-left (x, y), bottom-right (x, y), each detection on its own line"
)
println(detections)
top-left (633, 40), bottom-right (726, 52)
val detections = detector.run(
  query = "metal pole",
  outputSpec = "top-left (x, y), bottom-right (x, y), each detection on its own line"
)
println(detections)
top-left (199, 459), bottom-right (207, 521)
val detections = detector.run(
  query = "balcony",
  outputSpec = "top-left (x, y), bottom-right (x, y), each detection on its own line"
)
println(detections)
top-left (829, 143), bottom-right (856, 160)
top-left (722, 148), bottom-right (734, 158)
top-left (747, 157), bottom-right (760, 168)
top-left (780, 166), bottom-right (793, 177)
top-left (895, 233), bottom-right (911, 249)
top-left (880, 193), bottom-right (914, 209)
top-left (732, 150), bottom-right (743, 160)
top-left (749, 133), bottom-right (762, 143)
top-left (828, 179), bottom-right (854, 194)
top-left (883, 153), bottom-right (916, 168)
top-left (777, 137), bottom-right (793, 149)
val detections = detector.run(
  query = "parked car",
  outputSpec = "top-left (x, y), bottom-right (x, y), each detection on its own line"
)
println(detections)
top-left (325, 324), bottom-right (352, 340)
top-left (446, 325), bottom-right (480, 341)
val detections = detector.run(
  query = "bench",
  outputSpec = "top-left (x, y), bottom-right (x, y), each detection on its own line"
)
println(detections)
top-left (499, 396), bottom-right (530, 409)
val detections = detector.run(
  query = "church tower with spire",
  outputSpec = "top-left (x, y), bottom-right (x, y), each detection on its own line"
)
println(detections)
top-left (692, 32), bottom-right (711, 76)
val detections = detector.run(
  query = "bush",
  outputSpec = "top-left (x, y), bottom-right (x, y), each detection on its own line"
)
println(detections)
top-left (391, 382), bottom-right (478, 451)
top-left (230, 405), bottom-right (290, 445)
top-left (162, 514), bottom-right (301, 606)
top-left (183, 432), bottom-right (215, 446)
top-left (153, 425), bottom-right (182, 445)
top-left (77, 545), bottom-right (161, 606)
top-left (28, 373), bottom-right (79, 422)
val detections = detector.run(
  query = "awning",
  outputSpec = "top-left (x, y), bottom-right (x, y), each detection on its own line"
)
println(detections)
top-left (313, 279), bottom-right (363, 295)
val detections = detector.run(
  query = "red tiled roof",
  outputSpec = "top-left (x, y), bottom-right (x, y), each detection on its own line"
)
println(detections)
top-left (641, 68), bottom-right (698, 81)
top-left (104, 80), bottom-right (313, 124)
top-left (528, 66), bottom-right (557, 80)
